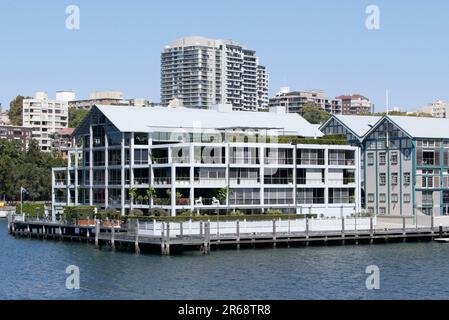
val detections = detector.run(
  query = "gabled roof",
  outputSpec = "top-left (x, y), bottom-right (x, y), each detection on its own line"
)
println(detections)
top-left (75, 105), bottom-right (324, 138)
top-left (378, 116), bottom-right (449, 139)
top-left (320, 115), bottom-right (381, 140)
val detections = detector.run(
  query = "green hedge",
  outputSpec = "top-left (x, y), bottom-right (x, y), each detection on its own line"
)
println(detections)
top-left (63, 206), bottom-right (97, 222)
top-left (16, 202), bottom-right (45, 217)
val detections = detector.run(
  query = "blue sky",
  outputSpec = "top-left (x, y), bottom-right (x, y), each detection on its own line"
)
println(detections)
top-left (1, 0), bottom-right (449, 112)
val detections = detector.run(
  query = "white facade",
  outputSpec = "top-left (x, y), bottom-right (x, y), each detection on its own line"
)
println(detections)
top-left (161, 36), bottom-right (269, 111)
top-left (269, 88), bottom-right (343, 114)
top-left (422, 100), bottom-right (449, 118)
top-left (22, 92), bottom-right (69, 152)
top-left (52, 105), bottom-right (361, 218)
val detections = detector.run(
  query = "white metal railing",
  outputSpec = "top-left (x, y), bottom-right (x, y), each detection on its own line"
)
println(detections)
top-left (137, 217), bottom-right (372, 237)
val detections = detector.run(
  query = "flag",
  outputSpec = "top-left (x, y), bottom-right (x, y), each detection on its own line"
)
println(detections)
top-left (20, 187), bottom-right (30, 200)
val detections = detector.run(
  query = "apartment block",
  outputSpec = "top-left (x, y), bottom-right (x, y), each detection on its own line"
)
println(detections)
top-left (422, 100), bottom-right (449, 118)
top-left (161, 36), bottom-right (269, 111)
top-left (269, 88), bottom-right (343, 115)
top-left (52, 105), bottom-right (360, 218)
top-left (22, 91), bottom-right (69, 152)
top-left (0, 125), bottom-right (34, 150)
top-left (336, 94), bottom-right (374, 115)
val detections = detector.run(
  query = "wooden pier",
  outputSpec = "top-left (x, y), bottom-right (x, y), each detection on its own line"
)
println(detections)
top-left (7, 214), bottom-right (449, 256)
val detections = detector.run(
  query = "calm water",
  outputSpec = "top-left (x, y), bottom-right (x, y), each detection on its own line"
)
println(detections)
top-left (1, 219), bottom-right (449, 300)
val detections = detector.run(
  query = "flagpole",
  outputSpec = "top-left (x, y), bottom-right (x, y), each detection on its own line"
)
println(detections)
top-left (20, 186), bottom-right (23, 216)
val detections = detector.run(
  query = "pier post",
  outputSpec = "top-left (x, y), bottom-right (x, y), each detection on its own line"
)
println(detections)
top-left (370, 217), bottom-right (374, 244)
top-left (7, 212), bottom-right (13, 234)
top-left (236, 220), bottom-right (240, 249)
top-left (402, 216), bottom-right (406, 242)
top-left (180, 222), bottom-right (183, 238)
top-left (272, 219), bottom-right (277, 248)
top-left (135, 220), bottom-right (140, 254)
top-left (95, 220), bottom-right (100, 249)
top-left (200, 221), bottom-right (203, 237)
top-left (202, 222), bottom-right (210, 255)
top-left (431, 215), bottom-right (435, 235)
top-left (59, 226), bottom-right (63, 241)
top-left (341, 217), bottom-right (345, 245)
top-left (439, 225), bottom-right (443, 238)
top-left (305, 217), bottom-right (309, 246)
top-left (111, 226), bottom-right (116, 250)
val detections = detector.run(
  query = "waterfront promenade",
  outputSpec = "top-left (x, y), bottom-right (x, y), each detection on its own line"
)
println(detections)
top-left (7, 213), bottom-right (449, 255)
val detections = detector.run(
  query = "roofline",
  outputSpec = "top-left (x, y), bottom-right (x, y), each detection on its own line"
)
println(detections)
top-left (319, 115), bottom-right (365, 142)
top-left (362, 115), bottom-right (414, 141)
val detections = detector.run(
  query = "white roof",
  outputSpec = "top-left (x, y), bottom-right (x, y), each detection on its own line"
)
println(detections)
top-left (333, 115), bottom-right (381, 138)
top-left (387, 116), bottom-right (449, 139)
top-left (95, 105), bottom-right (323, 137)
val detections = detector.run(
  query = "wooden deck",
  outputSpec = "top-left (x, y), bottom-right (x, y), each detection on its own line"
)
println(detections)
top-left (7, 215), bottom-right (449, 255)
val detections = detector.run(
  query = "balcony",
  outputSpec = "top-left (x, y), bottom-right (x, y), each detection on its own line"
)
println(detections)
top-left (152, 157), bottom-right (169, 164)
top-left (297, 158), bottom-right (325, 166)
top-left (328, 159), bottom-right (355, 166)
top-left (153, 178), bottom-right (172, 185)
top-left (133, 178), bottom-right (150, 185)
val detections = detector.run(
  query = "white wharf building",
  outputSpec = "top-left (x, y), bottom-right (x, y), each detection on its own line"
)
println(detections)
top-left (52, 104), bottom-right (361, 217)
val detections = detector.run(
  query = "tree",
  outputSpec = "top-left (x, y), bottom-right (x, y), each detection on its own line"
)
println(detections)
top-left (0, 139), bottom-right (66, 201)
top-left (9, 95), bottom-right (31, 126)
top-left (69, 108), bottom-right (89, 128)
top-left (300, 103), bottom-right (331, 124)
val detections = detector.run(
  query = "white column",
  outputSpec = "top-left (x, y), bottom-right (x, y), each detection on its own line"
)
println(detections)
top-left (120, 133), bottom-right (125, 215)
top-left (104, 130), bottom-right (109, 208)
top-left (89, 125), bottom-right (93, 206)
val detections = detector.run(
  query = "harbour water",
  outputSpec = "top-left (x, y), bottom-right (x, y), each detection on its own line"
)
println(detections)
top-left (1, 219), bottom-right (449, 300)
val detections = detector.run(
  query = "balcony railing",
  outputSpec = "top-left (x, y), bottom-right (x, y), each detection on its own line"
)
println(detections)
top-left (229, 157), bottom-right (259, 165)
top-left (297, 178), bottom-right (324, 185)
top-left (264, 178), bottom-right (294, 185)
top-left (297, 197), bottom-right (325, 204)
top-left (264, 157), bottom-right (294, 165)
top-left (154, 198), bottom-right (171, 205)
top-left (297, 159), bottom-right (325, 165)
top-left (328, 159), bottom-right (355, 166)
top-left (229, 199), bottom-right (260, 205)
top-left (134, 178), bottom-right (150, 185)
top-left (153, 178), bottom-right (171, 185)
top-left (263, 199), bottom-right (294, 205)
top-left (152, 157), bottom-right (169, 164)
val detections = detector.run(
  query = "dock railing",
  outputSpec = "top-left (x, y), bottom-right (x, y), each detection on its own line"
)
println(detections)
top-left (136, 217), bottom-right (372, 238)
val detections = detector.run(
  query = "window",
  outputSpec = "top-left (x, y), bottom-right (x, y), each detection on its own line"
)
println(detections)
top-left (404, 173), bottom-right (411, 186)
top-left (368, 207), bottom-right (374, 214)
top-left (367, 193), bottom-right (374, 203)
top-left (379, 207), bottom-right (387, 215)
top-left (379, 173), bottom-right (386, 185)
top-left (379, 152), bottom-right (386, 165)
top-left (404, 149), bottom-right (411, 161)
top-left (422, 191), bottom-right (433, 205)
top-left (379, 194), bottom-right (386, 203)
top-left (390, 152), bottom-right (398, 165)
top-left (367, 153), bottom-right (374, 166)
top-left (404, 193), bottom-right (411, 203)
top-left (391, 173), bottom-right (398, 185)
top-left (391, 194), bottom-right (398, 203)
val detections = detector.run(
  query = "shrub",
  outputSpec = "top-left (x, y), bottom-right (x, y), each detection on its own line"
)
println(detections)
top-left (63, 206), bottom-right (97, 222)
top-left (16, 202), bottom-right (45, 218)
top-left (130, 209), bottom-right (144, 217)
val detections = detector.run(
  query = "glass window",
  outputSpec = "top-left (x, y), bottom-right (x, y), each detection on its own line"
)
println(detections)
top-left (379, 173), bottom-right (386, 185)
top-left (391, 194), bottom-right (398, 203)
top-left (404, 173), bottom-right (411, 186)
top-left (367, 194), bottom-right (374, 203)
top-left (379, 194), bottom-right (386, 203)
top-left (367, 153), bottom-right (374, 166)
top-left (390, 152), bottom-right (398, 165)
top-left (379, 152), bottom-right (386, 165)
top-left (391, 173), bottom-right (398, 185)
top-left (404, 194), bottom-right (411, 203)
